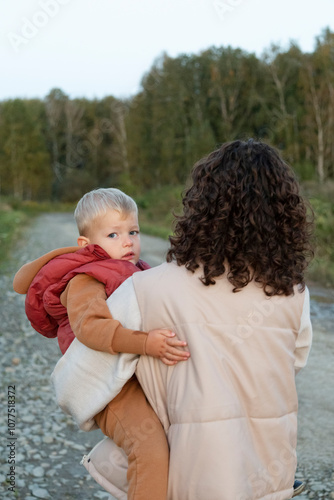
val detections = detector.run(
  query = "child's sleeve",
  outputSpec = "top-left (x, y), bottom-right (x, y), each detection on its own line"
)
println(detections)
top-left (61, 274), bottom-right (148, 355)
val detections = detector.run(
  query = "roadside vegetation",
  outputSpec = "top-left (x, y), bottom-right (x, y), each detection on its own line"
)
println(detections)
top-left (303, 183), bottom-right (334, 287)
top-left (0, 200), bottom-right (74, 271)
top-left (0, 205), bottom-right (28, 270)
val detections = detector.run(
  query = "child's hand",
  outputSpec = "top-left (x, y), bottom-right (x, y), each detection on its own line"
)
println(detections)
top-left (145, 329), bottom-right (190, 366)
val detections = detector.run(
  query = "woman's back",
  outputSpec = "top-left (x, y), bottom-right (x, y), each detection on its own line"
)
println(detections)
top-left (134, 261), bottom-right (311, 500)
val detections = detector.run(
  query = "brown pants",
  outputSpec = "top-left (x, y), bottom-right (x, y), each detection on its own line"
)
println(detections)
top-left (94, 375), bottom-right (169, 500)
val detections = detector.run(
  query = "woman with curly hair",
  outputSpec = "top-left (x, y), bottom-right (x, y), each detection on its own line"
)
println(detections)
top-left (63, 140), bottom-right (314, 499)
top-left (168, 138), bottom-right (313, 295)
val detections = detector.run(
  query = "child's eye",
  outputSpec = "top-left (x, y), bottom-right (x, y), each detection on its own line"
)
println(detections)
top-left (108, 233), bottom-right (117, 239)
top-left (129, 230), bottom-right (139, 236)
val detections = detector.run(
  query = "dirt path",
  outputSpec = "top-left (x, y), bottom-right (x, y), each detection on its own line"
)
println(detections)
top-left (295, 284), bottom-right (334, 495)
top-left (0, 213), bottom-right (333, 499)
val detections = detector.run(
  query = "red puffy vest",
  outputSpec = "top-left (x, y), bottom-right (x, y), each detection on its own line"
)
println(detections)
top-left (25, 244), bottom-right (150, 354)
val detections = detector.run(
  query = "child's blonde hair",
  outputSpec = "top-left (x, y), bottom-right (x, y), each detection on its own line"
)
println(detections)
top-left (74, 188), bottom-right (138, 236)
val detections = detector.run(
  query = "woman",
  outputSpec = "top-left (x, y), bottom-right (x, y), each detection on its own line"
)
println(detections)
top-left (79, 140), bottom-right (313, 499)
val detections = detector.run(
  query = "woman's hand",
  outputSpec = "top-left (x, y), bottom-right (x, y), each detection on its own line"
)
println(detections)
top-left (145, 329), bottom-right (190, 366)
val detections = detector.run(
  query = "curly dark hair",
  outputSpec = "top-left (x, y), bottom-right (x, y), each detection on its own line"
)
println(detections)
top-left (167, 139), bottom-right (314, 296)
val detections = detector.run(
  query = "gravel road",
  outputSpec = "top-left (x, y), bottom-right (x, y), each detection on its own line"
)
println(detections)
top-left (0, 213), bottom-right (333, 500)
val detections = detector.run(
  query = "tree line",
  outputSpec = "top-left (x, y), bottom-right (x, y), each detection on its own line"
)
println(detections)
top-left (1, 28), bottom-right (334, 202)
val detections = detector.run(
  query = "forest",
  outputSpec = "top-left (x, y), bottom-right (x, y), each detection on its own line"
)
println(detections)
top-left (1, 28), bottom-right (334, 203)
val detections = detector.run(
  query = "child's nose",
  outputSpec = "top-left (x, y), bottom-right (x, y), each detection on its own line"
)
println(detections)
top-left (123, 235), bottom-right (133, 246)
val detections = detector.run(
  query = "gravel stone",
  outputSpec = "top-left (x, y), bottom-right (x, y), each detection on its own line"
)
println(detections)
top-left (32, 466), bottom-right (45, 478)
top-left (30, 486), bottom-right (50, 499)
top-left (0, 213), bottom-right (333, 499)
top-left (42, 435), bottom-right (54, 444)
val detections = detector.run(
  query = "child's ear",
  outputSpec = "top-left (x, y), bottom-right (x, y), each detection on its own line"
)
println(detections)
top-left (77, 236), bottom-right (90, 247)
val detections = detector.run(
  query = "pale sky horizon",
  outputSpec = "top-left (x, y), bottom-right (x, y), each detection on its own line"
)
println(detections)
top-left (2, 0), bottom-right (334, 102)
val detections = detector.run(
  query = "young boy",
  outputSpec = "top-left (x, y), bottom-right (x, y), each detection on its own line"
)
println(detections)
top-left (13, 188), bottom-right (190, 500)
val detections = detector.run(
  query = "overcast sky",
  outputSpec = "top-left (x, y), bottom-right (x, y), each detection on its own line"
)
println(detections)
top-left (2, 0), bottom-right (334, 101)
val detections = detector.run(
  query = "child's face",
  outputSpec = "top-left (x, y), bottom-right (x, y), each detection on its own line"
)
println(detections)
top-left (78, 210), bottom-right (141, 265)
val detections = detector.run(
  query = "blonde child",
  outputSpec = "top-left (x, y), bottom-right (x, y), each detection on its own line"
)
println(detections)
top-left (13, 188), bottom-right (190, 500)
